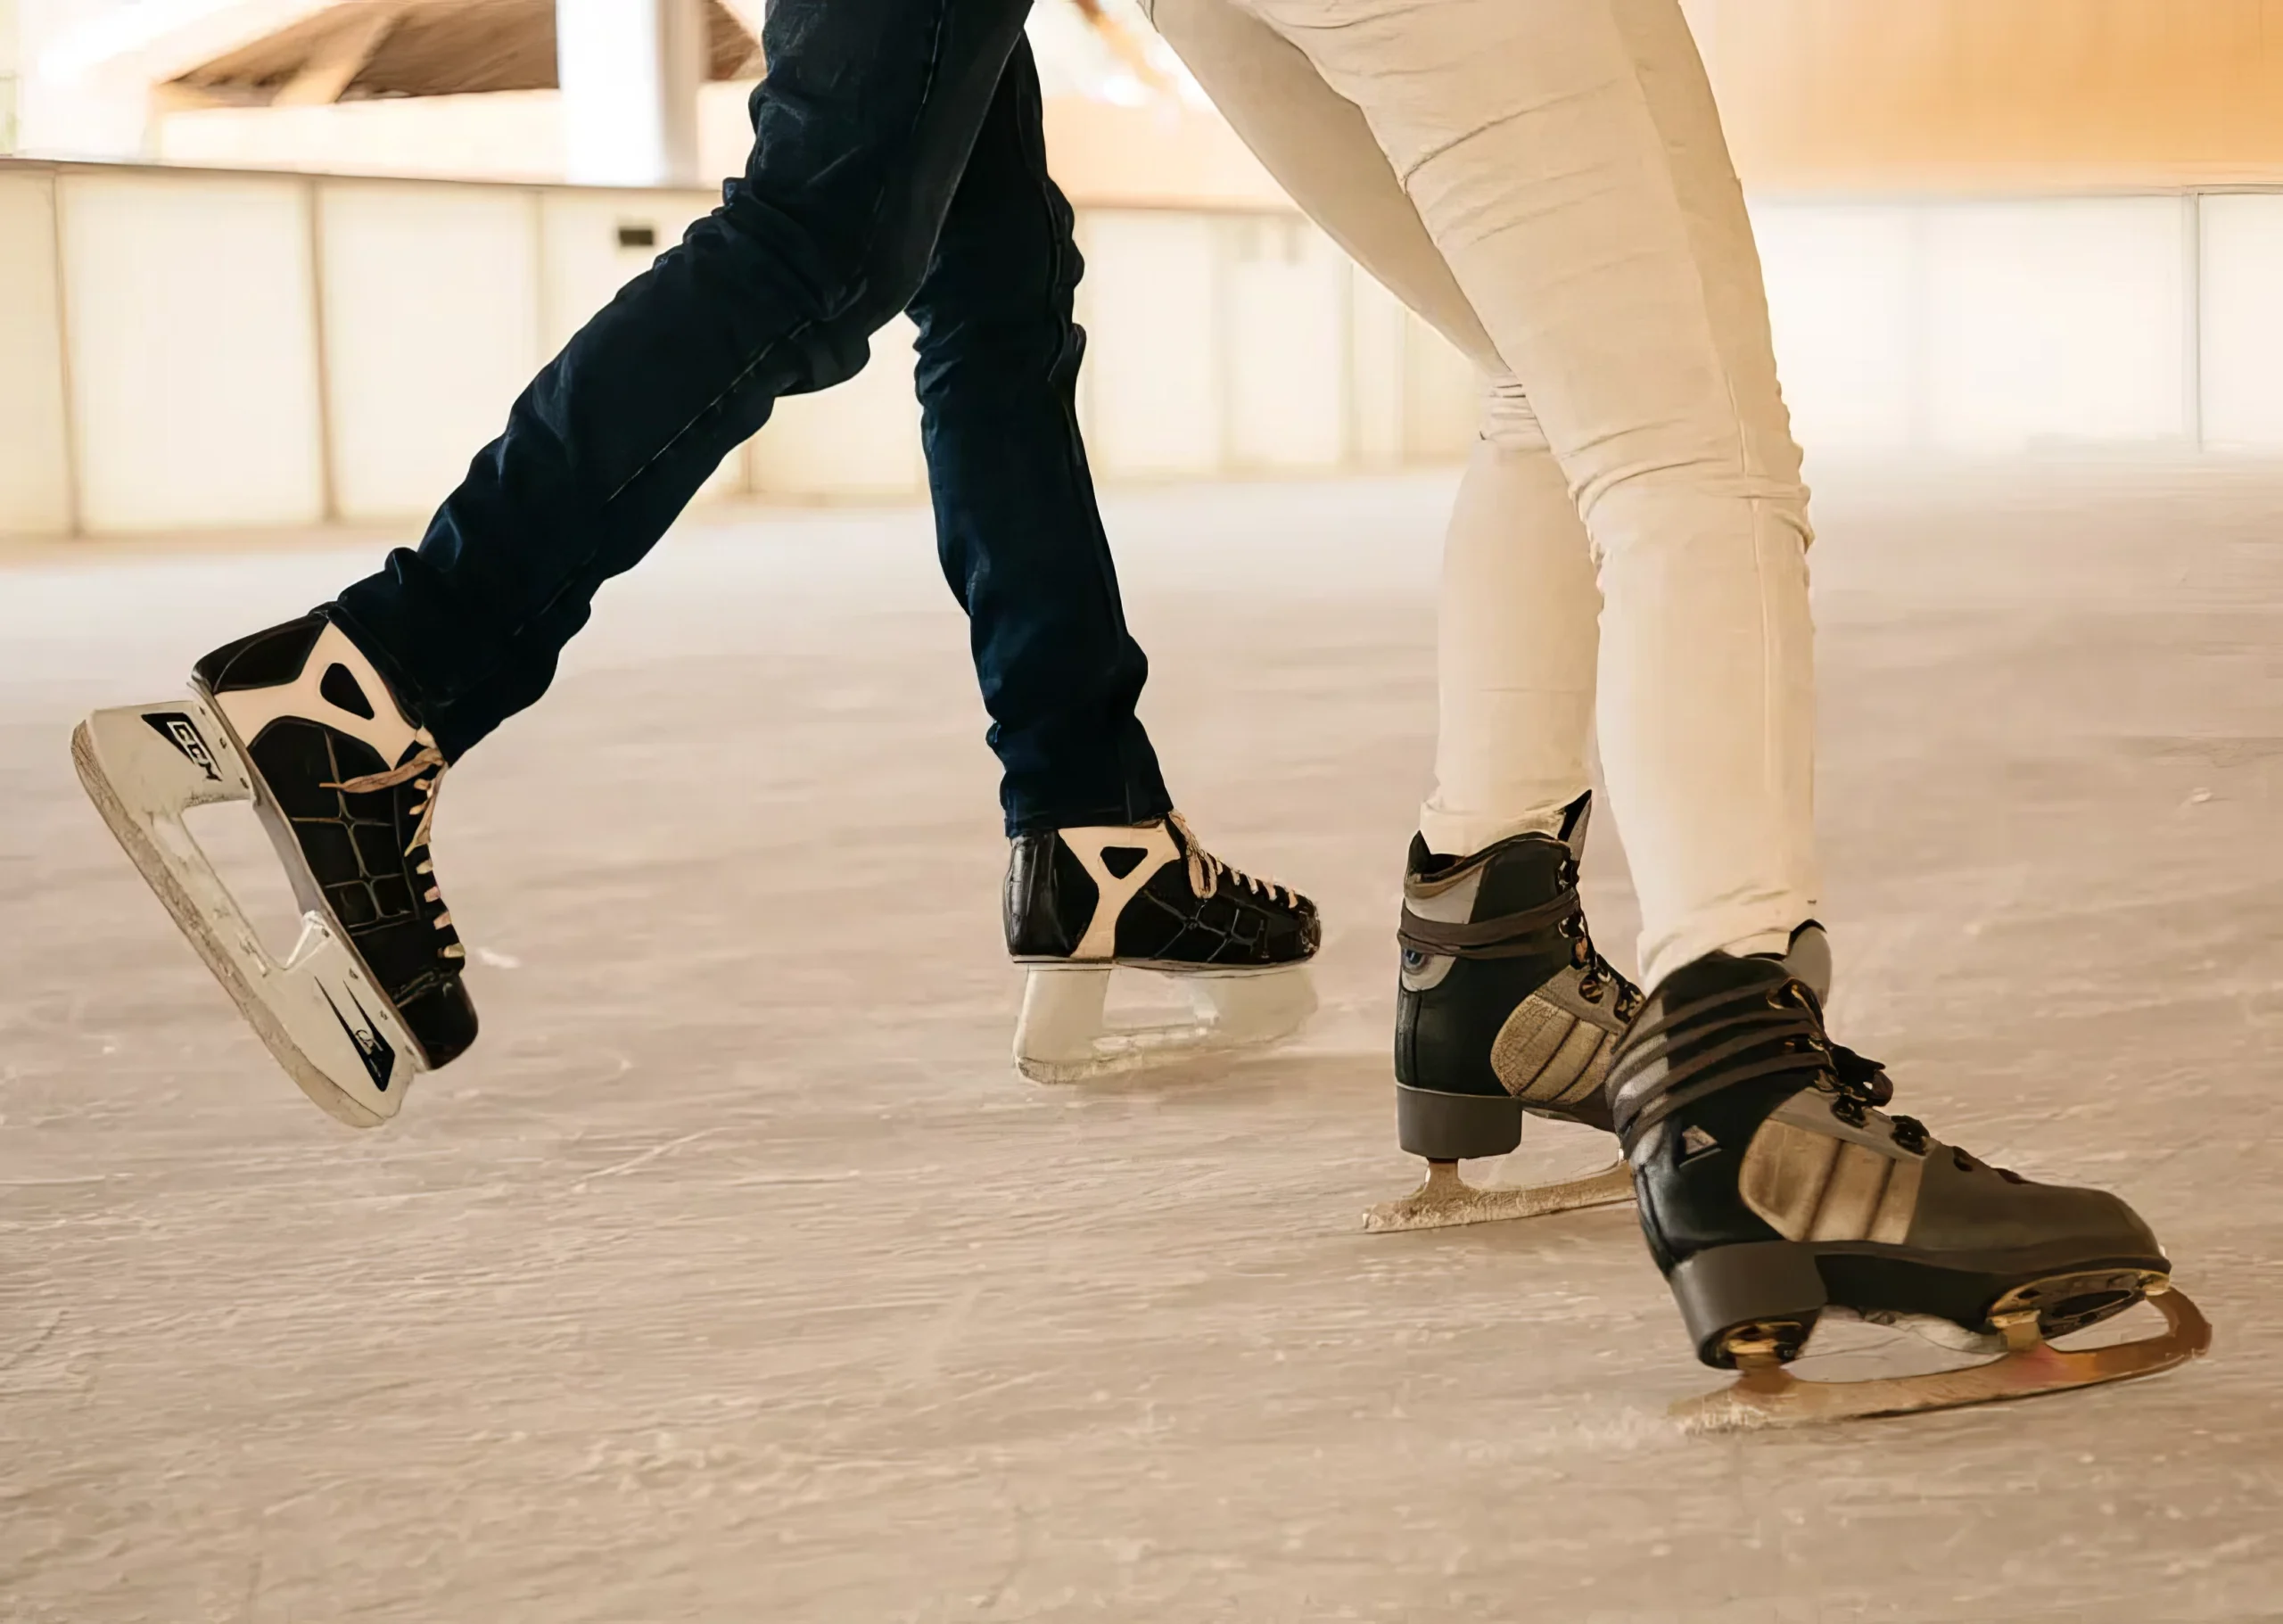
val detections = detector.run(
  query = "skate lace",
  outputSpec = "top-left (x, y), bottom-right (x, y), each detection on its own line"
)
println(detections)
top-left (1780, 982), bottom-right (2015, 1177)
top-left (1555, 858), bottom-right (1642, 1019)
top-left (1166, 812), bottom-right (1295, 908)
top-left (325, 746), bottom-right (464, 958)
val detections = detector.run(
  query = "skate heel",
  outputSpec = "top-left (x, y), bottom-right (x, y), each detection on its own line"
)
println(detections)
top-left (1364, 1086), bottom-right (1630, 1232)
top-left (72, 697), bottom-right (416, 1128)
top-left (1012, 965), bottom-right (1315, 1084)
top-left (1667, 1241), bottom-right (1830, 1366)
top-left (1395, 1084), bottom-right (1522, 1160)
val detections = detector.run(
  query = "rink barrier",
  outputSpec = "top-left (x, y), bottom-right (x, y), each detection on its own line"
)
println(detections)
top-left (5, 159), bottom-right (2283, 538)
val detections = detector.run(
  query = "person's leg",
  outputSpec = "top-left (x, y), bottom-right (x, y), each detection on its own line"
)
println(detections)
top-left (1227, 0), bottom-right (2203, 1415)
top-left (1148, 0), bottom-right (1597, 857)
top-left (1240, 0), bottom-right (1819, 993)
top-left (72, 0), bottom-right (1041, 1123)
top-left (905, 36), bottom-right (1170, 836)
top-left (1144, 0), bottom-right (1631, 1229)
top-left (330, 0), bottom-right (1038, 762)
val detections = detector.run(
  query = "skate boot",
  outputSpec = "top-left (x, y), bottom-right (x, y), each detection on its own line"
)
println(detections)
top-left (1607, 937), bottom-right (2209, 1433)
top-left (1005, 812), bottom-right (1319, 1083)
top-left (1365, 793), bottom-right (1639, 1232)
top-left (71, 612), bottom-right (476, 1127)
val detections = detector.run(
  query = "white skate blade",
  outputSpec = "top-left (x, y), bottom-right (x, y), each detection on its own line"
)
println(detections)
top-left (71, 695), bottom-right (418, 1128)
top-left (1362, 1157), bottom-right (1633, 1233)
top-left (1011, 963), bottom-right (1317, 1084)
top-left (1674, 1278), bottom-right (2212, 1435)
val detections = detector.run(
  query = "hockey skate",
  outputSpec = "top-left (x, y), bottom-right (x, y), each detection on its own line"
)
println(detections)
top-left (1364, 795), bottom-right (1638, 1233)
top-left (71, 613), bottom-right (477, 1127)
top-left (1005, 812), bottom-right (1319, 1083)
top-left (1606, 943), bottom-right (2209, 1434)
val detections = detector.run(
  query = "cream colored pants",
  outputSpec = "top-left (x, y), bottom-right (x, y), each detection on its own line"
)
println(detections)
top-left (1143, 0), bottom-right (1822, 988)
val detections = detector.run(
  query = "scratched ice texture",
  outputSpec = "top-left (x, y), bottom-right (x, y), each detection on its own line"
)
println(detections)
top-left (1, 463), bottom-right (2277, 1621)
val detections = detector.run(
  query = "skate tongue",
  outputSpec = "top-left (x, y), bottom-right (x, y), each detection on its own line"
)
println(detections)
top-left (1779, 922), bottom-right (1832, 1003)
top-left (1556, 789), bottom-right (1593, 856)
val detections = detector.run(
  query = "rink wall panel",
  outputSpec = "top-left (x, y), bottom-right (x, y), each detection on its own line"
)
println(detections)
top-left (317, 181), bottom-right (543, 523)
top-left (58, 170), bottom-right (326, 533)
top-left (11, 157), bottom-right (2283, 539)
top-left (0, 172), bottom-right (72, 536)
top-left (2199, 194), bottom-right (2283, 450)
top-left (743, 317), bottom-right (928, 501)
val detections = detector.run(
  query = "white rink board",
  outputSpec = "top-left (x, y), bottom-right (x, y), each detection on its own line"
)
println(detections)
top-left (57, 169), bottom-right (326, 532)
top-left (2198, 192), bottom-right (2283, 450)
top-left (0, 170), bottom-right (71, 535)
top-left (318, 181), bottom-right (543, 523)
top-left (10, 157), bottom-right (2283, 538)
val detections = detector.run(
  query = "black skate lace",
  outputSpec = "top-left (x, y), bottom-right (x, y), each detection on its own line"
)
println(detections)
top-left (1166, 812), bottom-right (1295, 908)
top-left (1556, 858), bottom-right (1642, 1019)
top-left (1777, 981), bottom-right (2013, 1175)
top-left (325, 746), bottom-right (466, 961)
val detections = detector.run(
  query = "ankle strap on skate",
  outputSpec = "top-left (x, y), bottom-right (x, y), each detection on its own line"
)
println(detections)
top-left (1400, 872), bottom-right (1641, 1018)
top-left (1608, 961), bottom-right (1837, 1149)
top-left (1397, 888), bottom-right (1580, 957)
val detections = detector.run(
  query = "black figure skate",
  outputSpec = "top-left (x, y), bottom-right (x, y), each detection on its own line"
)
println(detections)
top-left (1004, 812), bottom-right (1319, 1082)
top-left (72, 613), bottom-right (476, 1126)
top-left (1365, 793), bottom-right (1640, 1232)
top-left (1606, 939), bottom-right (2209, 1432)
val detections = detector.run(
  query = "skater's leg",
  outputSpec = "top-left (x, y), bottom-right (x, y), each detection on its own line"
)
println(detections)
top-left (1240, 0), bottom-right (1820, 991)
top-left (1425, 389), bottom-right (1601, 855)
top-left (905, 37), bottom-right (1171, 836)
top-left (1147, 0), bottom-right (1599, 856)
top-left (328, 0), bottom-right (1037, 761)
top-left (1145, 0), bottom-right (1625, 1216)
top-left (74, 0), bottom-right (1043, 1121)
top-left (1182, 0), bottom-right (2205, 1414)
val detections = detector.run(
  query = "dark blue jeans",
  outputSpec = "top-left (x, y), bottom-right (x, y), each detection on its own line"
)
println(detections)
top-left (328, 0), bottom-right (1172, 836)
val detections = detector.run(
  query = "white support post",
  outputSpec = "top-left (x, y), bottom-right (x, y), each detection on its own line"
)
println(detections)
top-left (556, 0), bottom-right (707, 189)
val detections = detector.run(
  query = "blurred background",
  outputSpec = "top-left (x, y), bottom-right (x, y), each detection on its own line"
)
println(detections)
top-left (9, 0), bottom-right (2283, 540)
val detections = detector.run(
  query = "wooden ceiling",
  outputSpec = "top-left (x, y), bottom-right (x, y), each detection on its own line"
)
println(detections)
top-left (169, 0), bottom-right (763, 106)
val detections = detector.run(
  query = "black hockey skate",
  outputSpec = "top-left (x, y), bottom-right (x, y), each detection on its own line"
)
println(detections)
top-left (1004, 812), bottom-right (1319, 1082)
top-left (71, 612), bottom-right (475, 1127)
top-left (1607, 941), bottom-right (2208, 1432)
top-left (1365, 793), bottom-right (1640, 1232)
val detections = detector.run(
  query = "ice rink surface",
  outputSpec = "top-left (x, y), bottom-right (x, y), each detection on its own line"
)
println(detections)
top-left (4, 460), bottom-right (2280, 1620)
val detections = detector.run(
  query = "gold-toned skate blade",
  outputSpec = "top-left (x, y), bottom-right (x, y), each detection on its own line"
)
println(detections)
top-left (1673, 1279), bottom-right (2211, 1436)
top-left (1362, 1158), bottom-right (1633, 1233)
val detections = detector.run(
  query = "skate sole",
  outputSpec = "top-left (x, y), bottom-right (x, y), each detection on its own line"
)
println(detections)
top-left (72, 703), bottom-right (408, 1129)
top-left (1668, 1235), bottom-right (2176, 1364)
top-left (1674, 1279), bottom-right (2210, 1434)
top-left (1361, 1158), bottom-right (1632, 1232)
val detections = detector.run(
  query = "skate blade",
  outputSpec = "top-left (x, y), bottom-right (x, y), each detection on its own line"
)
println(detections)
top-left (72, 696), bottom-right (416, 1128)
top-left (1673, 1281), bottom-right (2211, 1436)
top-left (1012, 963), bottom-right (1317, 1084)
top-left (1362, 1158), bottom-right (1633, 1233)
